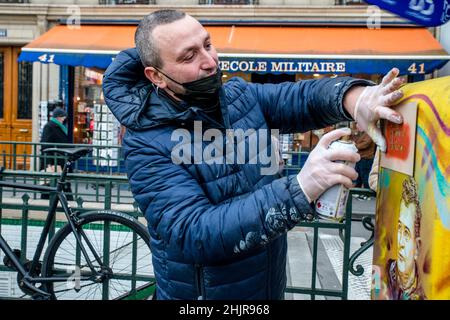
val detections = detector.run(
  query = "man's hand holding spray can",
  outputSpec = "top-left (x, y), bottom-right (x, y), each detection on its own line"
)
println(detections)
top-left (315, 136), bottom-right (358, 221)
top-left (297, 127), bottom-right (360, 221)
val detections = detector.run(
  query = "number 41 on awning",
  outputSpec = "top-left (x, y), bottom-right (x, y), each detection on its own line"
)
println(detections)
top-left (408, 63), bottom-right (426, 74)
top-left (38, 54), bottom-right (55, 64)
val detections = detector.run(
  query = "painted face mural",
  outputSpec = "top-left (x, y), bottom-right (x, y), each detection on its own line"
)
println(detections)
top-left (397, 201), bottom-right (416, 277)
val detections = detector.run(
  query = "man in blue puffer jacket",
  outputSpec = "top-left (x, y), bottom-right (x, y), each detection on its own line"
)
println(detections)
top-left (103, 10), bottom-right (405, 300)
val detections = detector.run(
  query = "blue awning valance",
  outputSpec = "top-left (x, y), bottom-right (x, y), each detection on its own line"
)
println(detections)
top-left (18, 25), bottom-right (450, 75)
top-left (18, 49), bottom-right (116, 69)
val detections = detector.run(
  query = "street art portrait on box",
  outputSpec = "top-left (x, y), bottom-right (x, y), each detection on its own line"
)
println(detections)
top-left (371, 76), bottom-right (450, 300)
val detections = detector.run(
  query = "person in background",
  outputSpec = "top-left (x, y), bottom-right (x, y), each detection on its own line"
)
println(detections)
top-left (40, 107), bottom-right (73, 200)
top-left (351, 122), bottom-right (376, 199)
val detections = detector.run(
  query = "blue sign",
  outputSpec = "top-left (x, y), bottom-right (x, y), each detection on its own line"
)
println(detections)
top-left (18, 51), bottom-right (115, 69)
top-left (218, 57), bottom-right (449, 76)
top-left (365, 0), bottom-right (450, 27)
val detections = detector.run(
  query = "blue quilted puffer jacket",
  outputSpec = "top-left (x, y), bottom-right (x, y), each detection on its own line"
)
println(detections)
top-left (103, 48), bottom-right (372, 300)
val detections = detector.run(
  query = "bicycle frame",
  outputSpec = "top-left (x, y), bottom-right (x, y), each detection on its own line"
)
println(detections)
top-left (0, 160), bottom-right (107, 297)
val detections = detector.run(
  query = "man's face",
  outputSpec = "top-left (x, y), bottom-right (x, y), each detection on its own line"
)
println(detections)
top-left (57, 116), bottom-right (66, 123)
top-left (148, 15), bottom-right (219, 93)
top-left (397, 200), bottom-right (418, 279)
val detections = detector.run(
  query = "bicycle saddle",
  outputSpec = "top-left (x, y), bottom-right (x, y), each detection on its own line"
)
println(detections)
top-left (43, 147), bottom-right (92, 162)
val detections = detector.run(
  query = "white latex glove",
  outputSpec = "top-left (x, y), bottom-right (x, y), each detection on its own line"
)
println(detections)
top-left (353, 68), bottom-right (405, 152)
top-left (297, 128), bottom-right (360, 203)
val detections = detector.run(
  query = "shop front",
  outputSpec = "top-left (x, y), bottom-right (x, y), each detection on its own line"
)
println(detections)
top-left (18, 24), bottom-right (450, 169)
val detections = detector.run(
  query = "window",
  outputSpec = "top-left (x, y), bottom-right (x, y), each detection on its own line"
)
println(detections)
top-left (17, 61), bottom-right (32, 119)
top-left (0, 0), bottom-right (29, 3)
top-left (335, 0), bottom-right (366, 4)
top-left (0, 53), bottom-right (3, 119)
top-left (98, 0), bottom-right (154, 4)
top-left (199, 0), bottom-right (259, 4)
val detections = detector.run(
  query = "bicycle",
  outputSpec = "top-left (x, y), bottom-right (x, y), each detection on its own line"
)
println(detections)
top-left (0, 147), bottom-right (155, 300)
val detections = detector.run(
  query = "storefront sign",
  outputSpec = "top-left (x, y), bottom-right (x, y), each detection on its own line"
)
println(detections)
top-left (219, 60), bottom-right (346, 74)
top-left (217, 57), bottom-right (448, 76)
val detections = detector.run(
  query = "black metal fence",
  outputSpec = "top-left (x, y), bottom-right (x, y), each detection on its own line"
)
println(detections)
top-left (0, 141), bottom-right (374, 300)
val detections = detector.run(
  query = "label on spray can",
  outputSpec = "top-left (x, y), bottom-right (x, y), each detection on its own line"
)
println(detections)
top-left (315, 139), bottom-right (358, 221)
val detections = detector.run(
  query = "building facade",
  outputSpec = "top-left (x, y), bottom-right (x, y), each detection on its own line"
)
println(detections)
top-left (0, 1), bottom-right (448, 169)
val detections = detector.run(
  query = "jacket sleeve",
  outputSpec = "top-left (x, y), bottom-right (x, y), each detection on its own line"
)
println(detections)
top-left (103, 48), bottom-right (152, 129)
top-left (126, 141), bottom-right (314, 265)
top-left (250, 77), bottom-right (375, 133)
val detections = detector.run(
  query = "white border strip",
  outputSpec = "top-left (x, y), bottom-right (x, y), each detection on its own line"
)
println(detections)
top-left (22, 48), bottom-right (120, 55)
top-left (22, 47), bottom-right (450, 60)
top-left (219, 53), bottom-right (450, 60)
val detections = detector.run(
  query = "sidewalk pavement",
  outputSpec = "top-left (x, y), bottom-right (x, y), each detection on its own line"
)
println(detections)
top-left (286, 196), bottom-right (376, 300)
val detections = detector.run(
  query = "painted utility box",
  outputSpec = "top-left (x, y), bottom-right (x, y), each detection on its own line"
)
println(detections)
top-left (371, 76), bottom-right (450, 300)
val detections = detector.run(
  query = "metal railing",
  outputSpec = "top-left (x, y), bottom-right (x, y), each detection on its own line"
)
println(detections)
top-left (283, 187), bottom-right (375, 300)
top-left (279, 151), bottom-right (375, 299)
top-left (0, 141), bottom-right (131, 204)
top-left (0, 170), bottom-right (138, 210)
top-left (0, 173), bottom-right (143, 251)
top-left (0, 141), bottom-right (374, 300)
top-left (0, 169), bottom-right (146, 299)
top-left (0, 141), bottom-right (125, 172)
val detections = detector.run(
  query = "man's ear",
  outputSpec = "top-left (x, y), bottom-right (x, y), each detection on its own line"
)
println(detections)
top-left (144, 67), bottom-right (167, 89)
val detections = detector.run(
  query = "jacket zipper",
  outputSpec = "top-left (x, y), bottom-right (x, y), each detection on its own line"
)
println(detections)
top-left (195, 264), bottom-right (205, 300)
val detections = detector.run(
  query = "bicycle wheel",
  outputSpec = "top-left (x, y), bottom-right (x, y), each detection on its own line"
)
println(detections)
top-left (41, 210), bottom-right (155, 300)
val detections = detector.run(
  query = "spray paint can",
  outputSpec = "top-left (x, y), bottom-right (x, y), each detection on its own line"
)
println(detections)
top-left (315, 139), bottom-right (358, 221)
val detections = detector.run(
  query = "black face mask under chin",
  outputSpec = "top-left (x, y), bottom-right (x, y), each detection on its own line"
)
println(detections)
top-left (154, 67), bottom-right (223, 108)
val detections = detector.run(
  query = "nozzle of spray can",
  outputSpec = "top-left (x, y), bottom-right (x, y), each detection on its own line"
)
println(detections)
top-left (340, 134), bottom-right (350, 142)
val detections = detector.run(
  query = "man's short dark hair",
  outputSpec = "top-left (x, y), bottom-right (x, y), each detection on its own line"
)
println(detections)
top-left (135, 9), bottom-right (186, 68)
